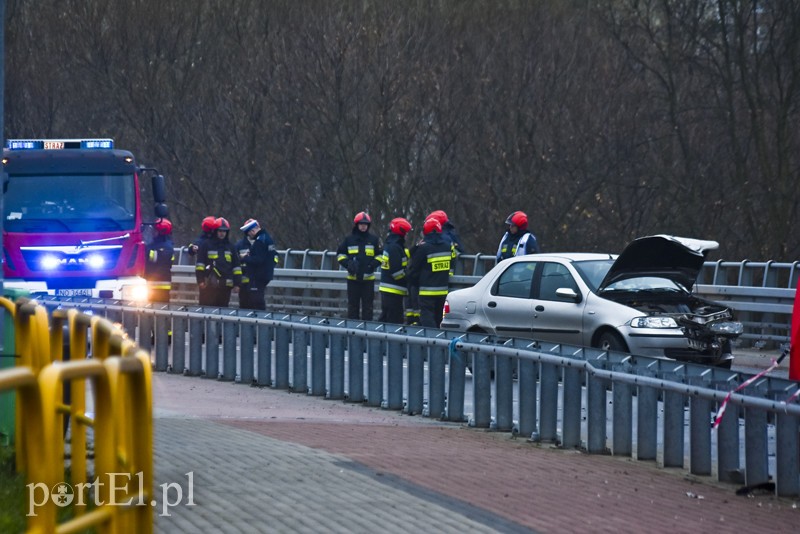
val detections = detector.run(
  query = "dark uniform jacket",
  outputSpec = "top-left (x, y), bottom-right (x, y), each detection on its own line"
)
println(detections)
top-left (195, 235), bottom-right (242, 288)
top-left (235, 229), bottom-right (278, 288)
top-left (379, 233), bottom-right (410, 295)
top-left (337, 228), bottom-right (382, 281)
top-left (145, 234), bottom-right (174, 292)
top-left (408, 232), bottom-right (451, 297)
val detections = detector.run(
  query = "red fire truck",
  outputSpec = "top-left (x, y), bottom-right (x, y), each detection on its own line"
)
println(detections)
top-left (2, 138), bottom-right (167, 301)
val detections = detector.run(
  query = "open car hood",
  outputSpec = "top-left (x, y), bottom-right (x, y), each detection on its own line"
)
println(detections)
top-left (598, 235), bottom-right (719, 292)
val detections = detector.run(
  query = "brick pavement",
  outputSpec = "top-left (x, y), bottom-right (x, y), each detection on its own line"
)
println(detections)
top-left (152, 373), bottom-right (798, 533)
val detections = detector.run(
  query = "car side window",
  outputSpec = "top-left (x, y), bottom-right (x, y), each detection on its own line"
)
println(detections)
top-left (537, 262), bottom-right (579, 301)
top-left (494, 262), bottom-right (536, 298)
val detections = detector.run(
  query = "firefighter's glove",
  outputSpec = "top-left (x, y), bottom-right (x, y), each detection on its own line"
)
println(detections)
top-left (347, 259), bottom-right (359, 276)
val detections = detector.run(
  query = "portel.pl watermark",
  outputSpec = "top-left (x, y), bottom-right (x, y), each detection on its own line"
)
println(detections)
top-left (27, 471), bottom-right (195, 517)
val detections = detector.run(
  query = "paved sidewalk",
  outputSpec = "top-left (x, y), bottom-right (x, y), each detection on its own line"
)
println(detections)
top-left (152, 373), bottom-right (798, 533)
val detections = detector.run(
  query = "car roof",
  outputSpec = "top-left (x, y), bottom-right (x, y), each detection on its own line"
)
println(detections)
top-left (502, 252), bottom-right (617, 263)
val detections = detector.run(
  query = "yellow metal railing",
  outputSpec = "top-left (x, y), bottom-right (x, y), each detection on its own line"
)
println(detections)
top-left (0, 297), bottom-right (154, 533)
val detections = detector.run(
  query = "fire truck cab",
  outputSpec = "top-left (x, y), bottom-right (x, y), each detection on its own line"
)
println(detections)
top-left (2, 138), bottom-right (167, 301)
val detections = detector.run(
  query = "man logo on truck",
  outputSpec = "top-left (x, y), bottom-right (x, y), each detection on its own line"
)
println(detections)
top-left (2, 138), bottom-right (168, 302)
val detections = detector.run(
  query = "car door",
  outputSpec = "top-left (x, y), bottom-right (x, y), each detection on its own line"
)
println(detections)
top-left (482, 260), bottom-right (537, 337)
top-left (530, 261), bottom-right (584, 345)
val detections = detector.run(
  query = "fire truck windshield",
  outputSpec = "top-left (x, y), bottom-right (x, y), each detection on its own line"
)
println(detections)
top-left (4, 173), bottom-right (136, 233)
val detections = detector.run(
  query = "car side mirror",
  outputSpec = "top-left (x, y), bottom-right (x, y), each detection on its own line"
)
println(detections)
top-left (555, 287), bottom-right (582, 303)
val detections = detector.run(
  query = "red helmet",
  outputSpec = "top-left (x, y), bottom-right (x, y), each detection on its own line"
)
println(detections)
top-left (154, 218), bottom-right (172, 235)
top-left (389, 217), bottom-right (412, 236)
top-left (215, 217), bottom-right (230, 231)
top-left (427, 210), bottom-right (448, 225)
top-left (353, 211), bottom-right (371, 226)
top-left (423, 217), bottom-right (442, 235)
top-left (201, 216), bottom-right (217, 233)
top-left (505, 211), bottom-right (528, 232)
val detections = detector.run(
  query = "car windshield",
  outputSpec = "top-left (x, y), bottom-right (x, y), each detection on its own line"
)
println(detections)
top-left (572, 259), bottom-right (614, 292)
top-left (3, 172), bottom-right (136, 232)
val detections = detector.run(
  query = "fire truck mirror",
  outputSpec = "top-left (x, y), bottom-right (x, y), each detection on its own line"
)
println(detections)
top-left (152, 174), bottom-right (167, 203)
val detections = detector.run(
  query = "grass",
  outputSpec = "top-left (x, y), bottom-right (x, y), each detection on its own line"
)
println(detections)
top-left (0, 445), bottom-right (26, 533)
top-left (0, 445), bottom-right (96, 533)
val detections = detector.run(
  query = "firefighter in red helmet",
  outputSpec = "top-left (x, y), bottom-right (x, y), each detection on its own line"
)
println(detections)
top-left (336, 211), bottom-right (383, 320)
top-left (145, 218), bottom-right (175, 303)
top-left (408, 217), bottom-right (451, 328)
top-left (195, 217), bottom-right (242, 307)
top-left (496, 211), bottom-right (540, 263)
top-left (378, 217), bottom-right (412, 324)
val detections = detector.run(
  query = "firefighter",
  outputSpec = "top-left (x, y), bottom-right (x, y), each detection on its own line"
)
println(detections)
top-left (195, 217), bottom-right (242, 307)
top-left (408, 217), bottom-right (451, 328)
top-left (145, 218), bottom-right (175, 303)
top-left (378, 217), bottom-right (412, 324)
top-left (235, 218), bottom-right (279, 311)
top-left (336, 211), bottom-right (382, 320)
top-left (496, 211), bottom-right (540, 263)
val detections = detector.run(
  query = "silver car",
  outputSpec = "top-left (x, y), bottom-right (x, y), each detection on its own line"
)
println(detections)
top-left (441, 235), bottom-right (742, 367)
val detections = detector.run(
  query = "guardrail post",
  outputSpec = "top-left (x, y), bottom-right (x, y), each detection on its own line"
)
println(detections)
top-left (518, 358), bottom-right (539, 440)
top-left (775, 411), bottom-right (800, 496)
top-left (744, 406), bottom-right (770, 486)
top-left (172, 313), bottom-right (186, 374)
top-left (428, 344), bottom-right (446, 419)
top-left (612, 365), bottom-right (633, 457)
top-left (347, 335), bottom-right (364, 402)
top-left (367, 338), bottom-right (384, 407)
top-left (540, 361), bottom-right (559, 442)
top-left (122, 306), bottom-right (137, 341)
top-left (495, 353), bottom-right (514, 431)
top-left (386, 337), bottom-right (404, 410)
top-left (636, 380), bottom-right (658, 461)
top-left (187, 309), bottom-right (203, 376)
top-left (587, 371), bottom-right (607, 454)
top-left (445, 341), bottom-right (465, 422)
top-left (562, 364), bottom-right (581, 448)
top-left (472, 352), bottom-right (491, 428)
top-left (716, 402), bottom-right (741, 483)
top-left (310, 330), bottom-right (326, 396)
top-left (328, 333), bottom-right (345, 399)
top-left (256, 322), bottom-right (272, 386)
top-left (154, 311), bottom-right (170, 372)
top-left (663, 389), bottom-right (685, 468)
top-left (222, 314), bottom-right (237, 381)
top-left (292, 329), bottom-right (309, 393)
top-left (139, 309), bottom-right (153, 353)
top-left (205, 316), bottom-right (220, 379)
top-left (406, 343), bottom-right (424, 415)
top-left (240, 318), bottom-right (255, 385)
top-left (274, 326), bottom-right (290, 389)
top-left (689, 375), bottom-right (712, 476)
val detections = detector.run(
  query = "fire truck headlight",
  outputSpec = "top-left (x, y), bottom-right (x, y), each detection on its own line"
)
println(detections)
top-left (86, 254), bottom-right (106, 269)
top-left (122, 283), bottom-right (149, 303)
top-left (40, 255), bottom-right (61, 270)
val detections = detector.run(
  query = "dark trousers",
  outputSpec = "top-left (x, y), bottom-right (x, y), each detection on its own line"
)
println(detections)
top-left (347, 279), bottom-right (374, 320)
top-left (210, 287), bottom-right (233, 308)
top-left (378, 292), bottom-right (405, 324)
top-left (419, 295), bottom-right (446, 328)
top-left (240, 283), bottom-right (267, 311)
top-left (404, 284), bottom-right (420, 325)
top-left (198, 285), bottom-right (215, 306)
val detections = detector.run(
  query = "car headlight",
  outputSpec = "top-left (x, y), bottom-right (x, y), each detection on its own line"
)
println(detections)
top-left (630, 316), bottom-right (678, 328)
top-left (709, 321), bottom-right (744, 335)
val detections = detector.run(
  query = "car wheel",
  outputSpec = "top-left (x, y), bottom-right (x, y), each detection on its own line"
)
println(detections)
top-left (596, 331), bottom-right (628, 353)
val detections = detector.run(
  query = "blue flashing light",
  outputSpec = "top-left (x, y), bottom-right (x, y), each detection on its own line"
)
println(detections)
top-left (6, 138), bottom-right (114, 150)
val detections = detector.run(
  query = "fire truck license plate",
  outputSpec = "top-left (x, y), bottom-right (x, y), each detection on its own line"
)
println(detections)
top-left (56, 289), bottom-right (92, 297)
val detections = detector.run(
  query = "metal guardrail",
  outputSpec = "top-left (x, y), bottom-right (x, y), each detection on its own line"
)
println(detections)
top-left (39, 297), bottom-right (800, 497)
top-left (171, 249), bottom-right (798, 346)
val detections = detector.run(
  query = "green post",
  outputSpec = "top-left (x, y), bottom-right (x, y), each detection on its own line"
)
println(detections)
top-left (0, 288), bottom-right (27, 445)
